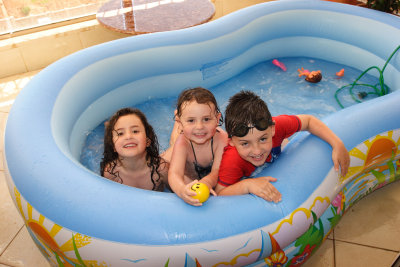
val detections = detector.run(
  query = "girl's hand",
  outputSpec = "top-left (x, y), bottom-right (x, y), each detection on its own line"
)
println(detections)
top-left (246, 177), bottom-right (281, 203)
top-left (210, 188), bottom-right (217, 196)
top-left (199, 180), bottom-right (217, 196)
top-left (177, 180), bottom-right (202, 206)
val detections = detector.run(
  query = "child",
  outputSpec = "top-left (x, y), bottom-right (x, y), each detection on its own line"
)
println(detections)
top-left (167, 87), bottom-right (228, 206)
top-left (100, 108), bottom-right (168, 191)
top-left (215, 91), bottom-right (350, 202)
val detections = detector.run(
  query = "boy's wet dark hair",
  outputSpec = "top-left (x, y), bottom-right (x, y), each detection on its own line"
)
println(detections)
top-left (225, 91), bottom-right (274, 138)
top-left (100, 107), bottom-right (163, 190)
top-left (176, 87), bottom-right (223, 126)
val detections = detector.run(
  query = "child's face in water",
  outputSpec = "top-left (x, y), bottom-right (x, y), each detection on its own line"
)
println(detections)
top-left (229, 126), bottom-right (275, 167)
top-left (178, 100), bottom-right (220, 145)
top-left (112, 114), bottom-right (149, 159)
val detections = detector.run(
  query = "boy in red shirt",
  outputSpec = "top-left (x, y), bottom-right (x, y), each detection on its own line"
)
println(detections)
top-left (215, 91), bottom-right (350, 202)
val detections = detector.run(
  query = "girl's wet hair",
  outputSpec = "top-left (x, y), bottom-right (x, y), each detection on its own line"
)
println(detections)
top-left (225, 90), bottom-right (274, 137)
top-left (176, 87), bottom-right (223, 125)
top-left (100, 107), bottom-right (163, 190)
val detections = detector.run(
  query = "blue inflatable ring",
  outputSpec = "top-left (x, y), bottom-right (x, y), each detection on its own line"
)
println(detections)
top-left (4, 0), bottom-right (400, 266)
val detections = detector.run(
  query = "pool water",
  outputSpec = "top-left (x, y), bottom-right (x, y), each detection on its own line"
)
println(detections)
top-left (80, 57), bottom-right (382, 174)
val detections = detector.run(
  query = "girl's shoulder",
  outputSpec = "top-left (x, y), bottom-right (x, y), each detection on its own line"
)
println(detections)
top-left (158, 159), bottom-right (169, 173)
top-left (159, 160), bottom-right (169, 181)
top-left (214, 127), bottom-right (229, 146)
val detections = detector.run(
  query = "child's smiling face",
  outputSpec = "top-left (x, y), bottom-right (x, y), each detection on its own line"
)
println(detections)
top-left (178, 100), bottom-right (220, 144)
top-left (229, 125), bottom-right (275, 166)
top-left (112, 114), bottom-right (148, 159)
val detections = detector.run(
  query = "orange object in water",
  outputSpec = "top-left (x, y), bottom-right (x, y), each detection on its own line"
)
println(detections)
top-left (297, 67), bottom-right (310, 77)
top-left (336, 68), bottom-right (345, 77)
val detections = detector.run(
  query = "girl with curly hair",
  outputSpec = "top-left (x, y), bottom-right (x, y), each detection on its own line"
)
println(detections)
top-left (100, 108), bottom-right (168, 191)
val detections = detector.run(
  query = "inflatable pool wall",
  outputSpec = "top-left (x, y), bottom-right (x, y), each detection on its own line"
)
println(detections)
top-left (4, 0), bottom-right (400, 266)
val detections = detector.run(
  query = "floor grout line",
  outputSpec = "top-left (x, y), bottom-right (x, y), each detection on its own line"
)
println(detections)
top-left (332, 229), bottom-right (336, 267)
top-left (334, 238), bottom-right (400, 253)
top-left (0, 224), bottom-right (24, 259)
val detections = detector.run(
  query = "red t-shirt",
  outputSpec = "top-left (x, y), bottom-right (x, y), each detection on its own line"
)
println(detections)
top-left (218, 115), bottom-right (301, 186)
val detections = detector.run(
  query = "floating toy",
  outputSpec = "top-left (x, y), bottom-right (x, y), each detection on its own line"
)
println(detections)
top-left (298, 68), bottom-right (322, 83)
top-left (4, 1), bottom-right (400, 266)
top-left (305, 70), bottom-right (322, 83)
top-left (336, 68), bottom-right (345, 77)
top-left (297, 67), bottom-right (310, 77)
top-left (272, 59), bottom-right (287, 71)
top-left (191, 183), bottom-right (210, 203)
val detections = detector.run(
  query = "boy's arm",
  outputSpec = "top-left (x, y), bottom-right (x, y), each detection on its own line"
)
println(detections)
top-left (216, 177), bottom-right (282, 203)
top-left (168, 136), bottom-right (200, 206)
top-left (297, 114), bottom-right (350, 176)
top-left (215, 143), bottom-right (281, 202)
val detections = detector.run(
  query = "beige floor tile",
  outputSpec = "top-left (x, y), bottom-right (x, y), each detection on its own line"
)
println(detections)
top-left (19, 33), bottom-right (83, 72)
top-left (335, 240), bottom-right (398, 267)
top-left (0, 48), bottom-right (27, 79)
top-left (327, 229), bottom-right (334, 240)
top-left (221, 0), bottom-right (271, 16)
top-left (79, 24), bottom-right (128, 48)
top-left (0, 226), bottom-right (51, 267)
top-left (0, 70), bottom-right (40, 113)
top-left (0, 112), bottom-right (8, 146)
top-left (0, 171), bottom-right (24, 255)
top-left (0, 152), bottom-right (4, 172)
top-left (0, 112), bottom-right (7, 172)
top-left (335, 180), bottom-right (400, 251)
top-left (0, 69), bottom-right (40, 85)
top-left (303, 238), bottom-right (335, 267)
top-left (0, 81), bottom-right (22, 112)
top-left (211, 0), bottom-right (223, 20)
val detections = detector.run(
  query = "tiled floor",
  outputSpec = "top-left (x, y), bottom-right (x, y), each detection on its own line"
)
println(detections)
top-left (1, 0), bottom-right (400, 266)
top-left (1, 72), bottom-right (400, 267)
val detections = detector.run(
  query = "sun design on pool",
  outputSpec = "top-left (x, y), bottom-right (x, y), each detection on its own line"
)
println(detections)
top-left (340, 129), bottom-right (400, 184)
top-left (13, 187), bottom-right (107, 267)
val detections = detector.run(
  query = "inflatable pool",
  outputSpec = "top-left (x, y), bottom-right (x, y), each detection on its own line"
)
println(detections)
top-left (4, 0), bottom-right (400, 266)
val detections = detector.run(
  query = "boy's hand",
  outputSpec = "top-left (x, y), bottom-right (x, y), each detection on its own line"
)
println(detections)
top-left (176, 180), bottom-right (202, 206)
top-left (332, 141), bottom-right (350, 177)
top-left (246, 177), bottom-right (282, 203)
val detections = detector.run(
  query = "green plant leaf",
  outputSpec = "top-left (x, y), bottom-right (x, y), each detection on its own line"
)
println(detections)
top-left (72, 233), bottom-right (86, 267)
top-left (55, 253), bottom-right (65, 267)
